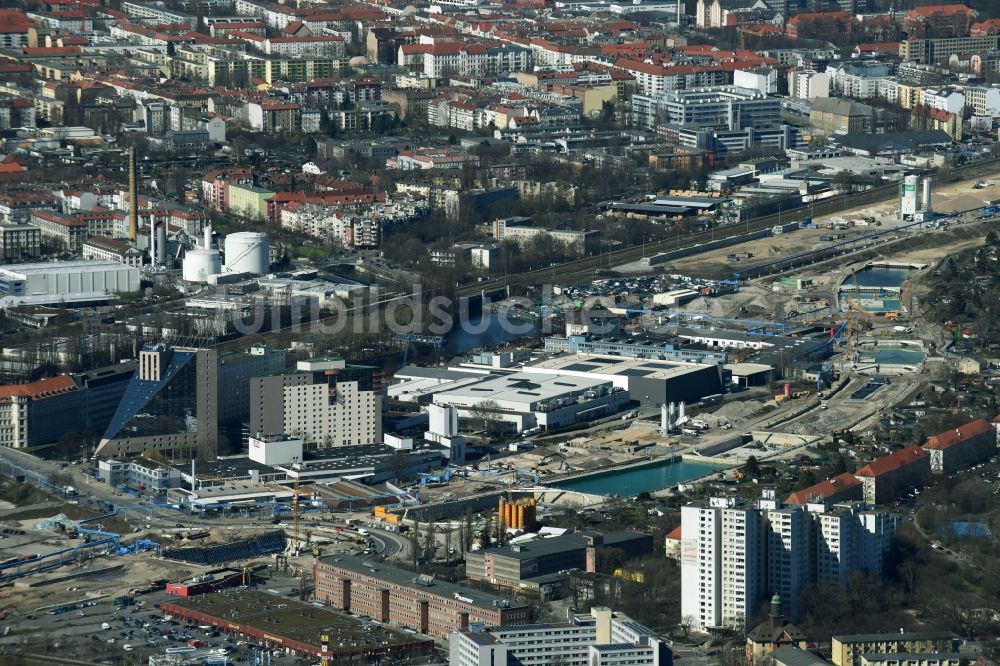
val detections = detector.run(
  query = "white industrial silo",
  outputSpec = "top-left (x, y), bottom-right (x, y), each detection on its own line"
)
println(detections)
top-left (224, 231), bottom-right (269, 275)
top-left (182, 225), bottom-right (222, 282)
top-left (899, 174), bottom-right (920, 220)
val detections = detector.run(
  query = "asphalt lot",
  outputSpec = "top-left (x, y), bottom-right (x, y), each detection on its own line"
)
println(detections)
top-left (0, 578), bottom-right (308, 664)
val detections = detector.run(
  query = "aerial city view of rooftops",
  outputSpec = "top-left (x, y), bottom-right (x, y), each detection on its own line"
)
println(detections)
top-left (2, 0), bottom-right (1000, 664)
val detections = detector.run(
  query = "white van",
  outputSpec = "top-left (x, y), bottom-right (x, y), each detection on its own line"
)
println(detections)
top-left (101, 622), bottom-right (111, 630)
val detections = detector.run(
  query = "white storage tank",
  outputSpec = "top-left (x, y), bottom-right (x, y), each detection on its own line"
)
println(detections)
top-left (224, 231), bottom-right (269, 275)
top-left (182, 249), bottom-right (222, 282)
top-left (182, 225), bottom-right (222, 282)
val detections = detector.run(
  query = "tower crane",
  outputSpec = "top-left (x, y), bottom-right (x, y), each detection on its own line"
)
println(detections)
top-left (844, 300), bottom-right (875, 367)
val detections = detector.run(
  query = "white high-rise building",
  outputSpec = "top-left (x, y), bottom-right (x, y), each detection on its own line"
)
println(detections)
top-left (789, 69), bottom-right (830, 100)
top-left (681, 494), bottom-right (898, 631)
top-left (813, 505), bottom-right (859, 585)
top-left (681, 499), bottom-right (722, 629)
top-left (249, 358), bottom-right (382, 449)
top-left (720, 501), bottom-right (764, 630)
top-left (681, 497), bottom-right (764, 630)
top-left (761, 492), bottom-right (809, 623)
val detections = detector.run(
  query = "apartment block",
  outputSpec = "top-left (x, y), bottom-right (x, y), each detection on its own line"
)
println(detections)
top-left (0, 375), bottom-right (79, 449)
top-left (902, 4), bottom-right (977, 40)
top-left (681, 494), bottom-right (898, 630)
top-left (761, 494), bottom-right (808, 622)
top-left (963, 86), bottom-right (1000, 115)
top-left (493, 216), bottom-right (597, 255)
top-left (860, 654), bottom-right (960, 666)
top-left (922, 418), bottom-right (996, 474)
top-left (789, 70), bottom-right (830, 100)
top-left (0, 223), bottom-right (41, 260)
top-left (899, 36), bottom-right (1000, 64)
top-left (831, 632), bottom-right (959, 666)
top-left (249, 357), bottom-right (382, 448)
top-left (854, 445), bottom-right (930, 504)
top-left (786, 472), bottom-right (863, 506)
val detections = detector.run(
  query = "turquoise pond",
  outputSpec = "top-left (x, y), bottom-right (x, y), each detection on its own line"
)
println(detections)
top-left (846, 268), bottom-right (911, 288)
top-left (870, 347), bottom-right (925, 365)
top-left (553, 459), bottom-right (726, 496)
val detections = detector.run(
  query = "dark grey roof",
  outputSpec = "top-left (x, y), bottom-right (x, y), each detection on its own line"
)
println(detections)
top-left (318, 554), bottom-right (529, 611)
top-left (833, 631), bottom-right (958, 643)
top-left (464, 632), bottom-right (500, 646)
top-left (490, 534), bottom-right (590, 560)
top-left (771, 646), bottom-right (830, 666)
top-left (811, 97), bottom-right (872, 116)
top-left (832, 130), bottom-right (953, 154)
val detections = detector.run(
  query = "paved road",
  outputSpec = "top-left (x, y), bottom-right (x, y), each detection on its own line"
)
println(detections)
top-left (0, 447), bottom-right (416, 566)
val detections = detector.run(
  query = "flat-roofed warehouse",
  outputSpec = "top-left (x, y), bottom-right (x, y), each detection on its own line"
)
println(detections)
top-left (0, 259), bottom-right (141, 306)
top-left (525, 354), bottom-right (724, 407)
top-left (159, 589), bottom-right (434, 662)
top-left (608, 195), bottom-right (723, 218)
top-left (430, 371), bottom-right (629, 431)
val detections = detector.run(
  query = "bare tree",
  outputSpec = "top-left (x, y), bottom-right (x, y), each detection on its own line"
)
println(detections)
top-left (468, 399), bottom-right (504, 436)
top-left (679, 615), bottom-right (697, 639)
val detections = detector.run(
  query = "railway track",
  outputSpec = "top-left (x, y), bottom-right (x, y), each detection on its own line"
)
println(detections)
top-left (457, 157), bottom-right (1000, 297)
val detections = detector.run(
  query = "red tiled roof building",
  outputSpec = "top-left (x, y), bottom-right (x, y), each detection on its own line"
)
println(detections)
top-left (854, 445), bottom-right (929, 504)
top-left (922, 418), bottom-right (996, 474)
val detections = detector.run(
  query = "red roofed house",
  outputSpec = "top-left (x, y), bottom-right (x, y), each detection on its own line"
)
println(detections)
top-left (786, 471), bottom-right (863, 506)
top-left (854, 445), bottom-right (930, 504)
top-left (971, 18), bottom-right (1000, 37)
top-left (922, 418), bottom-right (996, 474)
top-left (787, 12), bottom-right (856, 40)
top-left (0, 9), bottom-right (35, 49)
top-left (201, 167), bottom-right (253, 213)
top-left (911, 104), bottom-right (961, 140)
top-left (0, 154), bottom-right (27, 184)
top-left (903, 4), bottom-right (977, 39)
top-left (0, 375), bottom-right (80, 449)
top-left (664, 524), bottom-right (681, 560)
top-left (29, 209), bottom-right (87, 252)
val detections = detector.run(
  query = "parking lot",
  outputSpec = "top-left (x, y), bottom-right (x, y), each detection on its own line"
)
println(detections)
top-left (0, 577), bottom-right (309, 664)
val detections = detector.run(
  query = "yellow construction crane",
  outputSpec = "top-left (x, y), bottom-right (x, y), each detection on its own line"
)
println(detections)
top-left (844, 299), bottom-right (875, 364)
